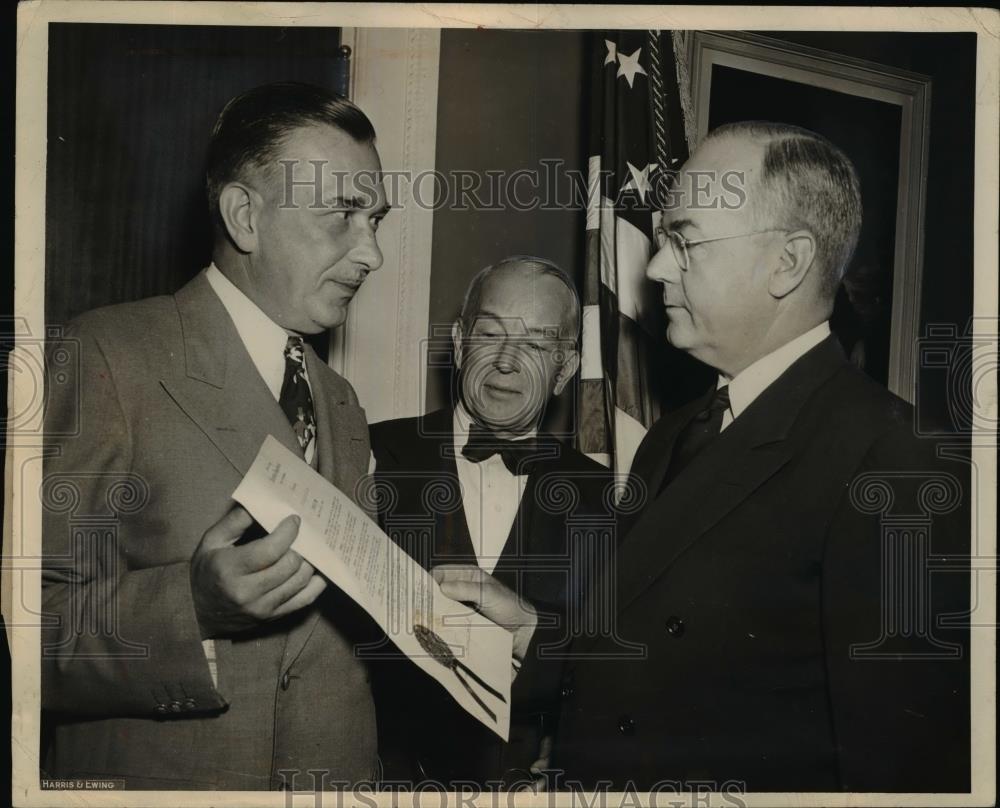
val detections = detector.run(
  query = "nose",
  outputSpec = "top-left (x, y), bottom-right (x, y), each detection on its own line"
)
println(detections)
top-left (493, 340), bottom-right (520, 374)
top-left (646, 241), bottom-right (680, 284)
top-left (352, 219), bottom-right (384, 273)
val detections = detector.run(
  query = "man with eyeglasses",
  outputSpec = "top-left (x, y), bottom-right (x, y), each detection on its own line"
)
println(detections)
top-left (549, 122), bottom-right (969, 792)
top-left (368, 256), bottom-right (610, 788)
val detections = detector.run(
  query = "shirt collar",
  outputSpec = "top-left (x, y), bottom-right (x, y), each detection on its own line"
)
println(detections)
top-left (205, 263), bottom-right (292, 399)
top-left (722, 322), bottom-right (831, 420)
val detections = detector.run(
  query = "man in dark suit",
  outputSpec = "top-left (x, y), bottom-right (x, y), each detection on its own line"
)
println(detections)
top-left (551, 122), bottom-right (969, 792)
top-left (369, 257), bottom-right (611, 788)
top-left (41, 83), bottom-right (390, 789)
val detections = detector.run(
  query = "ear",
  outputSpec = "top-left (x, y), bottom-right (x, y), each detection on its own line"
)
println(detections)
top-left (768, 230), bottom-right (816, 299)
top-left (552, 347), bottom-right (580, 396)
top-left (218, 182), bottom-right (262, 253)
top-left (451, 320), bottom-right (465, 371)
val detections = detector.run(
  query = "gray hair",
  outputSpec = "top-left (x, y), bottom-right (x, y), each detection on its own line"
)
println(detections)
top-left (706, 121), bottom-right (862, 299)
top-left (459, 255), bottom-right (581, 338)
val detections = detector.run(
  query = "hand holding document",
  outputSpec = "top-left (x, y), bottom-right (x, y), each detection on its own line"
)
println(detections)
top-left (231, 436), bottom-right (513, 739)
top-left (432, 565), bottom-right (539, 662)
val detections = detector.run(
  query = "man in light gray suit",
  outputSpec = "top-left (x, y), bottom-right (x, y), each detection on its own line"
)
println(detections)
top-left (41, 82), bottom-right (390, 790)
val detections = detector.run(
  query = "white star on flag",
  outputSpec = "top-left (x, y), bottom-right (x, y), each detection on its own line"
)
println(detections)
top-left (604, 40), bottom-right (617, 65)
top-left (621, 161), bottom-right (658, 203)
top-left (616, 47), bottom-right (647, 88)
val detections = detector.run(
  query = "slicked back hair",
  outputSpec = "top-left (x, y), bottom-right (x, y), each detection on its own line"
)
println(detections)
top-left (459, 256), bottom-right (581, 340)
top-left (205, 81), bottom-right (376, 229)
top-left (706, 121), bottom-right (863, 299)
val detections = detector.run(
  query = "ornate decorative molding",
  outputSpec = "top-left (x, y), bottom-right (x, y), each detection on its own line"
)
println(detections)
top-left (670, 30), bottom-right (697, 150)
top-left (330, 28), bottom-right (440, 421)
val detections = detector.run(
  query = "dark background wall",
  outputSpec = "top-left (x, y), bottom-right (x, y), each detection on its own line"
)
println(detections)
top-left (425, 29), bottom-right (588, 419)
top-left (45, 24), bottom-right (346, 327)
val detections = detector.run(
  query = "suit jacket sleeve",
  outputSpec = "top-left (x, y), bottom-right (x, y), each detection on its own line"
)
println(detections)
top-left (822, 421), bottom-right (970, 792)
top-left (41, 320), bottom-right (227, 718)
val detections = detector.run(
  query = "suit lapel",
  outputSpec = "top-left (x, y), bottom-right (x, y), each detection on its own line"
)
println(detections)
top-left (159, 273), bottom-right (302, 477)
top-left (614, 424), bottom-right (794, 616)
top-left (613, 336), bottom-right (848, 616)
top-left (428, 411), bottom-right (478, 561)
top-left (491, 449), bottom-right (566, 586)
top-left (628, 391), bottom-right (713, 516)
top-left (377, 409), bottom-right (476, 564)
top-left (306, 347), bottom-right (370, 504)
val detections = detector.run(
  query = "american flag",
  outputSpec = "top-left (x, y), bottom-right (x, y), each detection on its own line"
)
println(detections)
top-left (576, 30), bottom-right (692, 478)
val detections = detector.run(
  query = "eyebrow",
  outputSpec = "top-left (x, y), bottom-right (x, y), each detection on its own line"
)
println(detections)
top-left (322, 196), bottom-right (392, 217)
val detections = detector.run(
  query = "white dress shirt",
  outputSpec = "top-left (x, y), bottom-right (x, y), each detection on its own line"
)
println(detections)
top-left (719, 321), bottom-right (831, 432)
top-left (452, 403), bottom-right (533, 575)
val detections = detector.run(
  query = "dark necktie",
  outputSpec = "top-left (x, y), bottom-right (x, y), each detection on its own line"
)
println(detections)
top-left (660, 385), bottom-right (731, 491)
top-left (461, 422), bottom-right (555, 476)
top-left (279, 335), bottom-right (316, 454)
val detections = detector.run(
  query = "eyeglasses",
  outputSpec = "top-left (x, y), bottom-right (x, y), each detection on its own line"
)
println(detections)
top-left (654, 227), bottom-right (787, 271)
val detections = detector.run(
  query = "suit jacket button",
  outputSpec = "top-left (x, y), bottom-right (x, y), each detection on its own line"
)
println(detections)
top-left (618, 715), bottom-right (635, 736)
top-left (281, 671), bottom-right (291, 690)
top-left (560, 675), bottom-right (575, 699)
top-left (169, 700), bottom-right (182, 713)
top-left (155, 704), bottom-right (168, 714)
top-left (665, 615), bottom-right (685, 637)
top-left (184, 698), bottom-right (196, 710)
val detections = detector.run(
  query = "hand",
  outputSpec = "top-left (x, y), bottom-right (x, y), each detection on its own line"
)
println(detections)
top-left (431, 564), bottom-right (538, 661)
top-left (189, 505), bottom-right (327, 639)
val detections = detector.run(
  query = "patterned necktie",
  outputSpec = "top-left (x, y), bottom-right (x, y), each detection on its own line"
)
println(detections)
top-left (279, 336), bottom-right (316, 454)
top-left (660, 385), bottom-right (731, 491)
top-left (461, 422), bottom-right (556, 476)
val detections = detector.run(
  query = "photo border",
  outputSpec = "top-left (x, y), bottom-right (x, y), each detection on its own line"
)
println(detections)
top-left (9, 4), bottom-right (998, 807)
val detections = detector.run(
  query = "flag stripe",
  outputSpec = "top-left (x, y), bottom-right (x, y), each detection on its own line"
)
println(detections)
top-left (577, 377), bottom-right (610, 457)
top-left (611, 213), bottom-right (654, 325)
top-left (583, 227), bottom-right (602, 307)
top-left (613, 405), bottom-right (649, 485)
top-left (586, 155), bottom-right (602, 232)
top-left (616, 311), bottom-right (656, 426)
top-left (580, 304), bottom-right (603, 381)
top-left (576, 29), bottom-right (688, 480)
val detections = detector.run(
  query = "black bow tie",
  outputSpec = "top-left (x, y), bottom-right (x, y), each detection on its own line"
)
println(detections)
top-left (461, 423), bottom-right (557, 475)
